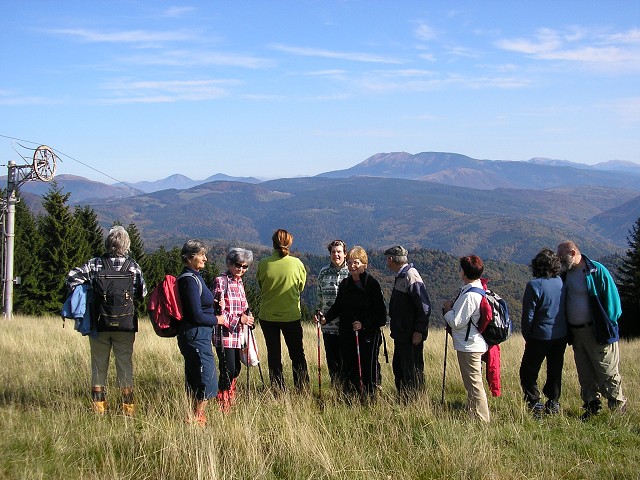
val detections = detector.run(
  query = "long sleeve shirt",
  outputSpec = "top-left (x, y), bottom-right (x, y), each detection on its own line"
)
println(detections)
top-left (178, 267), bottom-right (216, 327)
top-left (444, 280), bottom-right (488, 353)
top-left (212, 272), bottom-right (249, 349)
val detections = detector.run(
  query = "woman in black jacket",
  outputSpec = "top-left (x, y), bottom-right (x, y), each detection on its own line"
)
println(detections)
top-left (323, 246), bottom-right (387, 399)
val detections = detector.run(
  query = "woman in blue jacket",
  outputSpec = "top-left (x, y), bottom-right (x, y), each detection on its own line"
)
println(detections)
top-left (519, 248), bottom-right (567, 417)
top-left (177, 239), bottom-right (217, 426)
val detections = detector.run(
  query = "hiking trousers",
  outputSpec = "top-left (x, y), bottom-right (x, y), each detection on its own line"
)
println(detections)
top-left (456, 350), bottom-right (490, 423)
top-left (519, 337), bottom-right (567, 405)
top-left (260, 319), bottom-right (309, 391)
top-left (392, 340), bottom-right (424, 397)
top-left (570, 325), bottom-right (626, 406)
top-left (89, 331), bottom-right (135, 388)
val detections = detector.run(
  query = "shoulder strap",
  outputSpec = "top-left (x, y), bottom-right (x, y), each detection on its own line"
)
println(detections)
top-left (121, 257), bottom-right (133, 274)
top-left (467, 286), bottom-right (486, 297)
top-left (177, 271), bottom-right (203, 296)
top-left (464, 287), bottom-right (486, 341)
top-left (101, 256), bottom-right (115, 271)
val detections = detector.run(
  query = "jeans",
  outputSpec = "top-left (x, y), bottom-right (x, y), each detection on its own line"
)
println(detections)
top-left (177, 325), bottom-right (217, 401)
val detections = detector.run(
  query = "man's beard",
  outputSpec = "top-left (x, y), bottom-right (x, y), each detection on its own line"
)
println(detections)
top-left (560, 254), bottom-right (574, 272)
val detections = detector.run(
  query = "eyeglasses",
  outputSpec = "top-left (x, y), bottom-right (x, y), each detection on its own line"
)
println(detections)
top-left (234, 263), bottom-right (249, 269)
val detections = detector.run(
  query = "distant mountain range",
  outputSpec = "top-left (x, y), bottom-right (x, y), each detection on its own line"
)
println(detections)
top-left (11, 151), bottom-right (640, 264)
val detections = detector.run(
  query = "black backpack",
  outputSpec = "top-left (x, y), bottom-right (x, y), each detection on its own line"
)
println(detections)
top-left (92, 257), bottom-right (137, 332)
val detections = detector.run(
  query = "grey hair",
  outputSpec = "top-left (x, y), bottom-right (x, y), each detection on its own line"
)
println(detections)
top-left (389, 254), bottom-right (408, 265)
top-left (226, 247), bottom-right (254, 266)
top-left (181, 239), bottom-right (207, 263)
top-left (105, 226), bottom-right (130, 256)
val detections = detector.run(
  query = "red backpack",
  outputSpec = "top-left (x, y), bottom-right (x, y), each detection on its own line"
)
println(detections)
top-left (147, 273), bottom-right (201, 337)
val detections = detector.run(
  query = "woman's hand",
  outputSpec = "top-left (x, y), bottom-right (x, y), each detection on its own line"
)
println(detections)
top-left (241, 313), bottom-right (254, 327)
top-left (352, 320), bottom-right (362, 331)
top-left (443, 300), bottom-right (453, 312)
top-left (314, 311), bottom-right (326, 326)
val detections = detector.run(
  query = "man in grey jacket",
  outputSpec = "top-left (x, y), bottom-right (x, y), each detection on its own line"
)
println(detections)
top-left (385, 245), bottom-right (431, 400)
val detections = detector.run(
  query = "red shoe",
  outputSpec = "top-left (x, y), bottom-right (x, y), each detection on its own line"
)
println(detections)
top-left (185, 410), bottom-right (207, 427)
top-left (217, 390), bottom-right (231, 414)
top-left (229, 378), bottom-right (237, 404)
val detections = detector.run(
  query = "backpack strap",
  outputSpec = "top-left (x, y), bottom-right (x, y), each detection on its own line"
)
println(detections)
top-left (101, 256), bottom-right (115, 271)
top-left (464, 287), bottom-right (486, 341)
top-left (177, 271), bottom-right (202, 296)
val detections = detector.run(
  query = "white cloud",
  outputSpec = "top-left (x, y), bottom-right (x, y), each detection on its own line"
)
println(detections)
top-left (605, 97), bottom-right (640, 122)
top-left (124, 50), bottom-right (275, 69)
top-left (496, 27), bottom-right (640, 72)
top-left (415, 23), bottom-right (437, 41)
top-left (46, 28), bottom-right (193, 44)
top-left (162, 6), bottom-right (196, 18)
top-left (100, 79), bottom-right (236, 104)
top-left (270, 44), bottom-right (404, 64)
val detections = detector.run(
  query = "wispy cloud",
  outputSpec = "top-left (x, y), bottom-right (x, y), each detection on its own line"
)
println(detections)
top-left (100, 79), bottom-right (237, 104)
top-left (354, 72), bottom-right (530, 93)
top-left (496, 27), bottom-right (640, 72)
top-left (0, 89), bottom-right (61, 106)
top-left (123, 50), bottom-right (275, 69)
top-left (162, 6), bottom-right (196, 18)
top-left (270, 44), bottom-right (404, 64)
top-left (415, 23), bottom-right (437, 41)
top-left (605, 97), bottom-right (640, 122)
top-left (46, 28), bottom-right (193, 44)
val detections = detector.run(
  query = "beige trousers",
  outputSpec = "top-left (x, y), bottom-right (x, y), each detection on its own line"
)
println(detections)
top-left (570, 326), bottom-right (626, 406)
top-left (456, 351), bottom-right (490, 423)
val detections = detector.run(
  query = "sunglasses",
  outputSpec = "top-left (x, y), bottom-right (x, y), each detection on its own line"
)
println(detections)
top-left (234, 263), bottom-right (249, 269)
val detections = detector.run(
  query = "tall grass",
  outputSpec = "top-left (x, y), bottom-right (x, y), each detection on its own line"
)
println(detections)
top-left (1, 316), bottom-right (638, 479)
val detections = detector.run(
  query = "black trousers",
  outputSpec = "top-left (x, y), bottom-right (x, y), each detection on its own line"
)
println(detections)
top-left (339, 329), bottom-right (381, 398)
top-left (260, 319), bottom-right (309, 390)
top-left (216, 346), bottom-right (241, 391)
top-left (322, 332), bottom-right (342, 385)
top-left (392, 341), bottom-right (425, 397)
top-left (519, 337), bottom-right (567, 405)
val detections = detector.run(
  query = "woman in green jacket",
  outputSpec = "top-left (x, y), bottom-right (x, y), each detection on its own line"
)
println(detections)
top-left (257, 229), bottom-right (309, 391)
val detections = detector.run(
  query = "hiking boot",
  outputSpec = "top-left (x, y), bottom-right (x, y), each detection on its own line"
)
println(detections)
top-left (92, 400), bottom-right (107, 415)
top-left (580, 400), bottom-right (602, 421)
top-left (545, 399), bottom-right (561, 415)
top-left (122, 403), bottom-right (135, 417)
top-left (530, 402), bottom-right (545, 419)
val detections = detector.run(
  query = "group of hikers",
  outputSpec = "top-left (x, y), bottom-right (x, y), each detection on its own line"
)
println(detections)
top-left (64, 226), bottom-right (627, 425)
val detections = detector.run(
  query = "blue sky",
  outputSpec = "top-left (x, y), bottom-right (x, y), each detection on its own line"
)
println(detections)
top-left (1, 1), bottom-right (639, 183)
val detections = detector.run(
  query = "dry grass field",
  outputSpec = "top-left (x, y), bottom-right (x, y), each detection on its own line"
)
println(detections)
top-left (1, 315), bottom-right (638, 479)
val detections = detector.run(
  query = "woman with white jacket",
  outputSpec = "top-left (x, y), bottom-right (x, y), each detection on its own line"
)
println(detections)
top-left (443, 255), bottom-right (490, 423)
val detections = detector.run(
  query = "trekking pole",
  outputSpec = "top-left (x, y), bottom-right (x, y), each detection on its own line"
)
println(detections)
top-left (315, 311), bottom-right (322, 401)
top-left (243, 328), bottom-right (250, 397)
top-left (441, 317), bottom-right (449, 406)
top-left (355, 330), bottom-right (364, 395)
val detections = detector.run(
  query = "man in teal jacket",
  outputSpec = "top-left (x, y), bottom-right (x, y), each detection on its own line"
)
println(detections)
top-left (557, 240), bottom-right (627, 420)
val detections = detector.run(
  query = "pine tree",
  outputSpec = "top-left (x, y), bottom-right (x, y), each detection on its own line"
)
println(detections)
top-left (126, 223), bottom-right (145, 265)
top-left (126, 222), bottom-right (147, 317)
top-left (37, 182), bottom-right (86, 314)
top-left (618, 218), bottom-right (640, 302)
top-left (13, 195), bottom-right (45, 315)
top-left (617, 217), bottom-right (640, 338)
top-left (75, 206), bottom-right (104, 258)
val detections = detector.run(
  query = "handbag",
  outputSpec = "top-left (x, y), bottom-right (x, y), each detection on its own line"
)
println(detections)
top-left (240, 324), bottom-right (260, 367)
